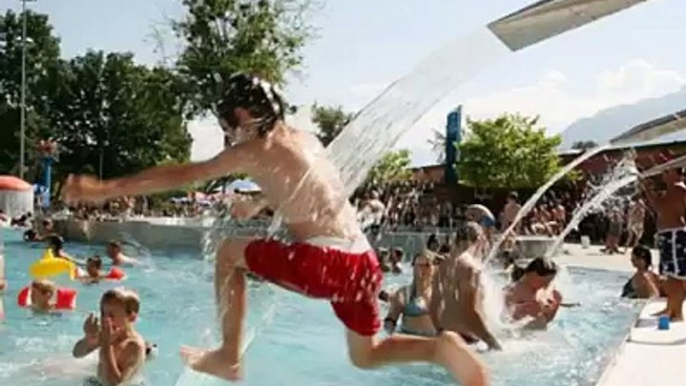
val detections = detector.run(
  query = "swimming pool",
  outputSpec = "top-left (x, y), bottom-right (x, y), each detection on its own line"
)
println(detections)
top-left (0, 228), bottom-right (642, 386)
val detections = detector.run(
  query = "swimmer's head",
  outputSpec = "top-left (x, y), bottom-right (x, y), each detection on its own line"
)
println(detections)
top-left (106, 240), bottom-right (122, 258)
top-left (412, 250), bottom-right (439, 281)
top-left (31, 279), bottom-right (56, 307)
top-left (216, 73), bottom-right (286, 145)
top-left (100, 288), bottom-right (140, 329)
top-left (23, 229), bottom-right (37, 242)
top-left (507, 192), bottom-right (519, 203)
top-left (523, 257), bottom-right (558, 289)
top-left (426, 234), bottom-right (440, 252)
top-left (390, 247), bottom-right (404, 263)
top-left (451, 222), bottom-right (482, 255)
top-left (631, 245), bottom-right (652, 270)
top-left (46, 234), bottom-right (64, 253)
top-left (86, 256), bottom-right (103, 277)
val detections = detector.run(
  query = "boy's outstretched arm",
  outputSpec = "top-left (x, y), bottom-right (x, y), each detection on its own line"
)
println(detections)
top-left (63, 143), bottom-right (252, 203)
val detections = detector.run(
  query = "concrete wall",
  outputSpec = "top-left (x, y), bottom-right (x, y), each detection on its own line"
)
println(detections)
top-left (54, 218), bottom-right (439, 256)
top-left (0, 190), bottom-right (34, 218)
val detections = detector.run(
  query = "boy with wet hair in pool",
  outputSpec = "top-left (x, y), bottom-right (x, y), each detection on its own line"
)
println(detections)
top-left (73, 288), bottom-right (146, 386)
top-left (63, 73), bottom-right (487, 386)
top-left (30, 279), bottom-right (57, 313)
top-left (505, 257), bottom-right (562, 329)
top-left (77, 256), bottom-right (105, 284)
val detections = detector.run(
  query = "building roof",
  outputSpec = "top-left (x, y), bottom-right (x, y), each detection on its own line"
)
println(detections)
top-left (0, 176), bottom-right (32, 191)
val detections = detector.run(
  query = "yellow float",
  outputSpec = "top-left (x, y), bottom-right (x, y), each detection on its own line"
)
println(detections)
top-left (29, 249), bottom-right (77, 280)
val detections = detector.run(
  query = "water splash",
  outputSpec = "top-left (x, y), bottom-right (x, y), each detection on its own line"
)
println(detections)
top-left (547, 156), bottom-right (639, 256)
top-left (486, 145), bottom-right (611, 263)
top-left (329, 28), bottom-right (510, 194)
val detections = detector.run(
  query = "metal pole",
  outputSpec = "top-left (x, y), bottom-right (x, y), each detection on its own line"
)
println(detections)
top-left (19, 0), bottom-right (27, 180)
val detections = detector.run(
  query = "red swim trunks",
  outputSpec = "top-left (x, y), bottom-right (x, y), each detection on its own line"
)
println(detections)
top-left (245, 238), bottom-right (382, 336)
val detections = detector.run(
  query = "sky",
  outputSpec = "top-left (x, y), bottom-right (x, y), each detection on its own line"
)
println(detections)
top-left (6, 0), bottom-right (686, 166)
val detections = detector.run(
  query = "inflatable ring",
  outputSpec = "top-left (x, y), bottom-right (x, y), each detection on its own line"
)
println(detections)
top-left (17, 286), bottom-right (77, 310)
top-left (106, 267), bottom-right (126, 281)
top-left (29, 250), bottom-right (77, 280)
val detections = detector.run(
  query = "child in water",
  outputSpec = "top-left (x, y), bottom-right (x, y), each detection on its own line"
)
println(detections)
top-left (505, 258), bottom-right (562, 329)
top-left (73, 288), bottom-right (147, 386)
top-left (77, 256), bottom-right (105, 285)
top-left (30, 279), bottom-right (58, 313)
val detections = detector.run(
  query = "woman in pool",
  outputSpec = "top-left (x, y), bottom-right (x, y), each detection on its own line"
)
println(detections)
top-left (505, 257), bottom-right (562, 329)
top-left (621, 245), bottom-right (662, 299)
top-left (384, 250), bottom-right (438, 337)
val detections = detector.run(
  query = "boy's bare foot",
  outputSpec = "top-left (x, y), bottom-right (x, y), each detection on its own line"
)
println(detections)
top-left (433, 332), bottom-right (488, 386)
top-left (180, 346), bottom-right (242, 381)
top-left (652, 309), bottom-right (670, 317)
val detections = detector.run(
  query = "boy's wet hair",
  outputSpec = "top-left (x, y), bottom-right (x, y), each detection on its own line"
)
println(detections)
top-left (411, 249), bottom-right (440, 266)
top-left (453, 222), bottom-right (481, 245)
top-left (511, 265), bottom-right (526, 282)
top-left (108, 240), bottom-right (122, 249)
top-left (101, 288), bottom-right (140, 315)
top-left (524, 257), bottom-right (558, 277)
top-left (87, 256), bottom-right (103, 269)
top-left (216, 73), bottom-right (286, 137)
top-left (32, 279), bottom-right (56, 294)
top-left (632, 245), bottom-right (652, 267)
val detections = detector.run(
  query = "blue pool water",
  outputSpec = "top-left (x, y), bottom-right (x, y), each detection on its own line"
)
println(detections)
top-left (0, 228), bottom-right (642, 386)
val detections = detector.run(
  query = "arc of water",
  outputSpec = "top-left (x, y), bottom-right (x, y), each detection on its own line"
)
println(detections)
top-left (547, 153), bottom-right (686, 256)
top-left (485, 145), bottom-right (610, 263)
top-left (547, 174), bottom-right (638, 257)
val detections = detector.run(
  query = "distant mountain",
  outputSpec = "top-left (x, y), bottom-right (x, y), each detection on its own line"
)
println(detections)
top-left (560, 86), bottom-right (686, 149)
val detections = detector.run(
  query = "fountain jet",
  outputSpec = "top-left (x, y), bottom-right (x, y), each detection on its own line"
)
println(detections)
top-left (488, 0), bottom-right (654, 51)
top-left (610, 109), bottom-right (686, 146)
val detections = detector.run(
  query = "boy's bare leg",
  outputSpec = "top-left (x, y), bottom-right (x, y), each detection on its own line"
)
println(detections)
top-left (653, 277), bottom-right (685, 320)
top-left (181, 238), bottom-right (251, 381)
top-left (346, 330), bottom-right (488, 386)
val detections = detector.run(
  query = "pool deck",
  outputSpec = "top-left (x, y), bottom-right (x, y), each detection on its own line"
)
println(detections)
top-left (596, 299), bottom-right (686, 386)
top-left (558, 244), bottom-right (686, 386)
top-left (557, 243), bottom-right (634, 272)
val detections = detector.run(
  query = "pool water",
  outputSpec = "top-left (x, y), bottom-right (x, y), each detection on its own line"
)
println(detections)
top-left (1, 228), bottom-right (642, 386)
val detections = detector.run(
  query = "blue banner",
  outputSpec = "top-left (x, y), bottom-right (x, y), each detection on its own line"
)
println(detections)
top-left (445, 106), bottom-right (462, 184)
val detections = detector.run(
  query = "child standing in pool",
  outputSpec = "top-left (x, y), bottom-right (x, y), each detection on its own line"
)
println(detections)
top-left (63, 74), bottom-right (487, 386)
top-left (73, 288), bottom-right (146, 386)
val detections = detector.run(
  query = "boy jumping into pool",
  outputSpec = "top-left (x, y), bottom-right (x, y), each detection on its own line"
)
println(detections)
top-left (73, 288), bottom-right (147, 386)
top-left (63, 74), bottom-right (487, 386)
top-left (639, 163), bottom-right (686, 321)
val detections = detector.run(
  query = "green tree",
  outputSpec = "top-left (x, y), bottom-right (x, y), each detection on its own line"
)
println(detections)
top-left (571, 140), bottom-right (598, 151)
top-left (311, 104), bottom-right (353, 146)
top-left (172, 0), bottom-right (315, 116)
top-left (45, 51), bottom-right (192, 183)
top-left (457, 114), bottom-right (561, 188)
top-left (0, 10), bottom-right (62, 176)
top-left (366, 149), bottom-right (412, 184)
